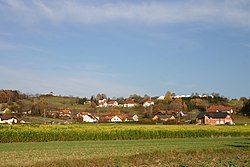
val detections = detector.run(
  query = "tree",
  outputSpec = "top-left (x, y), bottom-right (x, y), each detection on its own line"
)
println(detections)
top-left (164, 91), bottom-right (173, 103)
top-left (90, 101), bottom-right (97, 108)
top-left (169, 98), bottom-right (182, 111)
top-left (228, 99), bottom-right (244, 113)
top-left (96, 93), bottom-right (107, 101)
top-left (116, 97), bottom-right (125, 104)
top-left (240, 100), bottom-right (250, 116)
top-left (190, 98), bottom-right (209, 111)
top-left (143, 94), bottom-right (150, 100)
top-left (129, 94), bottom-right (144, 104)
top-left (77, 97), bottom-right (87, 105)
top-left (182, 102), bottom-right (188, 111)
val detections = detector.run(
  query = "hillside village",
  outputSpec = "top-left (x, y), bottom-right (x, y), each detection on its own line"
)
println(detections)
top-left (0, 90), bottom-right (249, 125)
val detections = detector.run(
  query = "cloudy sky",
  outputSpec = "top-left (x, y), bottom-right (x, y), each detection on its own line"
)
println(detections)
top-left (0, 0), bottom-right (250, 98)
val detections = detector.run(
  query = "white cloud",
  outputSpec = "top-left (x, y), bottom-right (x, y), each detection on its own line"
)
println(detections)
top-left (1, 0), bottom-right (249, 28)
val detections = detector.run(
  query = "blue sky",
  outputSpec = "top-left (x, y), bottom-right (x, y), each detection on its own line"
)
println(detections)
top-left (0, 0), bottom-right (250, 98)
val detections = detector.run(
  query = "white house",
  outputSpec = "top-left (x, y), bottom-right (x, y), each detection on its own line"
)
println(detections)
top-left (111, 115), bottom-right (123, 122)
top-left (82, 114), bottom-right (98, 123)
top-left (107, 100), bottom-right (119, 107)
top-left (132, 114), bottom-right (139, 122)
top-left (59, 109), bottom-right (71, 117)
top-left (123, 100), bottom-right (136, 108)
top-left (77, 112), bottom-right (98, 123)
top-left (143, 99), bottom-right (154, 107)
top-left (0, 115), bottom-right (18, 125)
top-left (157, 96), bottom-right (165, 100)
top-left (98, 99), bottom-right (108, 107)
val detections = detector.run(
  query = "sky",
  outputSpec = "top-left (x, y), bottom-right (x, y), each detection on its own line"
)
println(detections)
top-left (0, 0), bottom-right (250, 98)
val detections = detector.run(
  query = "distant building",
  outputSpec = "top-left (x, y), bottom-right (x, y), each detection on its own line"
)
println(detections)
top-left (99, 114), bottom-right (139, 123)
top-left (107, 100), bottom-right (119, 107)
top-left (157, 96), bottom-right (165, 100)
top-left (206, 105), bottom-right (233, 114)
top-left (197, 112), bottom-right (233, 125)
top-left (143, 99), bottom-right (154, 107)
top-left (152, 115), bottom-right (176, 122)
top-left (111, 115), bottom-right (123, 122)
top-left (0, 115), bottom-right (18, 125)
top-left (59, 109), bottom-right (71, 117)
top-left (98, 99), bottom-right (108, 107)
top-left (123, 99), bottom-right (136, 108)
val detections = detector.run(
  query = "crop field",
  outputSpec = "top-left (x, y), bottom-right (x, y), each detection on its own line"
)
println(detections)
top-left (0, 124), bottom-right (249, 166)
top-left (0, 137), bottom-right (249, 167)
top-left (0, 124), bottom-right (250, 143)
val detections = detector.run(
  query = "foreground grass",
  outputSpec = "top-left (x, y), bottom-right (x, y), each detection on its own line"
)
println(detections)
top-left (1, 124), bottom-right (250, 142)
top-left (0, 137), bottom-right (249, 167)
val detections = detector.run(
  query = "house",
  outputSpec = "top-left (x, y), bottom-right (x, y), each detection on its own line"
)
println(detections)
top-left (177, 111), bottom-right (187, 117)
top-left (107, 100), bottom-right (119, 107)
top-left (47, 111), bottom-right (59, 118)
top-left (99, 115), bottom-right (122, 122)
top-left (132, 114), bottom-right (139, 122)
top-left (157, 96), bottom-right (165, 100)
top-left (0, 115), bottom-right (18, 125)
top-left (123, 99), bottom-right (136, 108)
top-left (77, 112), bottom-right (98, 123)
top-left (98, 99), bottom-right (108, 107)
top-left (82, 114), bottom-right (98, 123)
top-left (152, 115), bottom-right (176, 122)
top-left (111, 115), bottom-right (123, 122)
top-left (99, 115), bottom-right (114, 122)
top-left (206, 105), bottom-right (234, 114)
top-left (197, 112), bottom-right (233, 125)
top-left (143, 99), bottom-right (154, 107)
top-left (59, 109), bottom-right (71, 117)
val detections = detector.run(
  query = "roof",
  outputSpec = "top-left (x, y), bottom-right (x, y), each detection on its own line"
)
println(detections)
top-left (60, 109), bottom-right (71, 113)
top-left (157, 115), bottom-right (176, 119)
top-left (206, 105), bottom-right (233, 112)
top-left (99, 115), bottom-right (114, 121)
top-left (144, 99), bottom-right (154, 103)
top-left (0, 115), bottom-right (17, 120)
top-left (107, 100), bottom-right (117, 104)
top-left (86, 114), bottom-right (97, 120)
top-left (197, 112), bottom-right (230, 119)
top-left (124, 99), bottom-right (135, 104)
top-left (77, 111), bottom-right (89, 115)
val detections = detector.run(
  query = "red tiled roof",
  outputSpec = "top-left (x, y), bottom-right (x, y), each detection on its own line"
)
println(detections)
top-left (206, 105), bottom-right (233, 112)
top-left (0, 115), bottom-right (17, 120)
top-left (107, 100), bottom-right (117, 104)
top-left (124, 99), bottom-right (135, 104)
top-left (59, 109), bottom-right (71, 114)
top-left (144, 99), bottom-right (154, 103)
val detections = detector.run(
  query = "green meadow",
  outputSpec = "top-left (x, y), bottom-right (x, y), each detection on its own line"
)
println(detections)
top-left (0, 137), bottom-right (249, 167)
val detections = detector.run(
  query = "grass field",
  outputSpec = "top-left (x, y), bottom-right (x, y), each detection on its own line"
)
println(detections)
top-left (233, 115), bottom-right (250, 125)
top-left (0, 137), bottom-right (249, 167)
